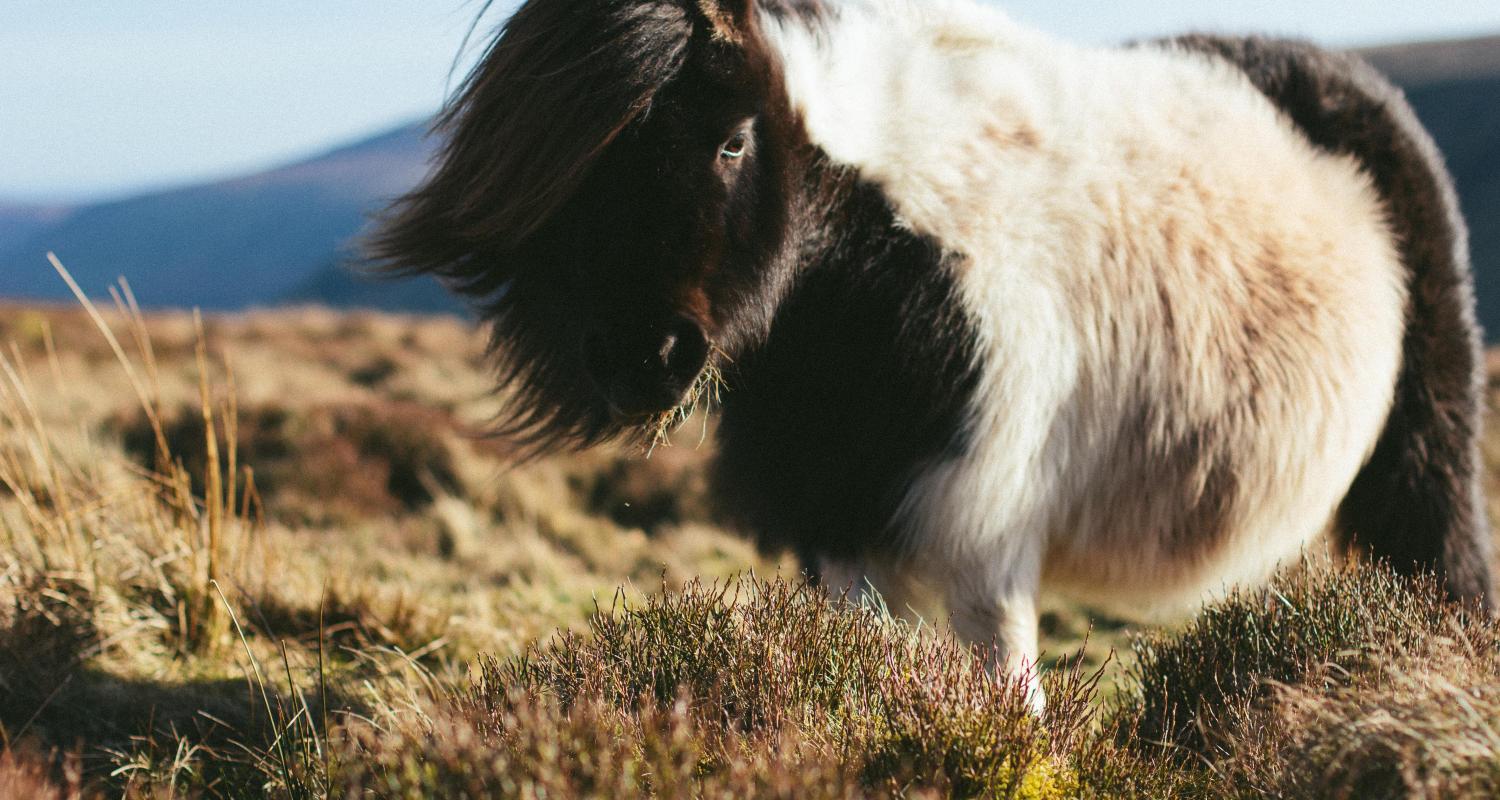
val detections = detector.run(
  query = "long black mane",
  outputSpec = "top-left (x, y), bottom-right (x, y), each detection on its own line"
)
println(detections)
top-left (369, 0), bottom-right (695, 298)
top-left (368, 0), bottom-right (818, 456)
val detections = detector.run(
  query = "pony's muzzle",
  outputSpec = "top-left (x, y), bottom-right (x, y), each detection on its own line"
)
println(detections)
top-left (583, 315), bottom-right (710, 416)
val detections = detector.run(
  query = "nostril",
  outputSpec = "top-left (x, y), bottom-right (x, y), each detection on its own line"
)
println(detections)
top-left (583, 319), bottom-right (710, 415)
top-left (657, 332), bottom-right (680, 366)
top-left (660, 317), bottom-right (708, 376)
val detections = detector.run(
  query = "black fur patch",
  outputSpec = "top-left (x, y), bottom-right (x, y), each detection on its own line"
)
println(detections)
top-left (373, 0), bottom-right (693, 273)
top-left (369, 0), bottom-right (811, 454)
top-left (1161, 35), bottom-right (1494, 609)
top-left (712, 169), bottom-right (983, 565)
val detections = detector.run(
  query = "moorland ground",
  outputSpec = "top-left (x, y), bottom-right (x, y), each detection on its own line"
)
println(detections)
top-left (4, 293), bottom-right (1500, 798)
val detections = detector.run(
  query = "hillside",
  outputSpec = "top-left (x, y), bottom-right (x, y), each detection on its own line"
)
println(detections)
top-left (0, 203), bottom-right (74, 254)
top-left (0, 123), bottom-right (454, 311)
top-left (4, 302), bottom-right (1500, 796)
top-left (1362, 35), bottom-right (1500, 339)
top-left (1360, 35), bottom-right (1500, 87)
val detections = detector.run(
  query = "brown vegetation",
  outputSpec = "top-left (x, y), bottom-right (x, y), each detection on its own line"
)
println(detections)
top-left (3, 290), bottom-right (1499, 798)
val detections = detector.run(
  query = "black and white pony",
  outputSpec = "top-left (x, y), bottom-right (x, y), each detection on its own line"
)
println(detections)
top-left (374, 0), bottom-right (1493, 703)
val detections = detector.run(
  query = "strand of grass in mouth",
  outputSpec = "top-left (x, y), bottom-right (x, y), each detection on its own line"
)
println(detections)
top-left (643, 353), bottom-right (726, 456)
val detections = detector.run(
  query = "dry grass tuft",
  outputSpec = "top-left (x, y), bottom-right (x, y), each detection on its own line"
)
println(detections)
top-left (0, 744), bottom-right (84, 800)
top-left (1115, 563), bottom-right (1491, 761)
top-left (1223, 649), bottom-right (1500, 799)
top-left (0, 264), bottom-right (789, 795)
top-left (335, 577), bottom-right (1105, 799)
top-left (1106, 562), bottom-right (1500, 800)
top-left (644, 355), bottom-right (726, 454)
top-left (335, 692), bottom-right (868, 800)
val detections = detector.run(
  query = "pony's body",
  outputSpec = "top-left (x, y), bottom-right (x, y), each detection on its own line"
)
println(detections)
top-left (721, 3), bottom-right (1415, 668)
top-left (375, 0), bottom-right (1491, 699)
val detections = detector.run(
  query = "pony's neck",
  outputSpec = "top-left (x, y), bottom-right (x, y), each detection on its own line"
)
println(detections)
top-left (765, 0), bottom-right (1055, 173)
top-left (713, 158), bottom-right (983, 559)
top-left (763, 0), bottom-right (1073, 260)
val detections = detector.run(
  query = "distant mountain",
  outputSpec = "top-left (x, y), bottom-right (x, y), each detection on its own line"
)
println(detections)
top-left (0, 122), bottom-right (456, 311)
top-left (0, 204), bottom-right (75, 254)
top-left (1360, 35), bottom-right (1500, 87)
top-left (0, 34), bottom-right (1495, 332)
top-left (1361, 36), bottom-right (1500, 340)
top-left (280, 258), bottom-right (459, 314)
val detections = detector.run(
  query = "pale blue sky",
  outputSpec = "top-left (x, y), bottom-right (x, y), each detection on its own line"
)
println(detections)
top-left (4, 1), bottom-right (1500, 203)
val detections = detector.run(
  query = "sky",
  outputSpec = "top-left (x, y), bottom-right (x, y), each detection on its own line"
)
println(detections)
top-left (4, 1), bottom-right (1500, 205)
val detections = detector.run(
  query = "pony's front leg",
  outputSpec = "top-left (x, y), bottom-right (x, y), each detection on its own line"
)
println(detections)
top-left (816, 555), bottom-right (918, 619)
top-left (944, 550), bottom-right (1045, 713)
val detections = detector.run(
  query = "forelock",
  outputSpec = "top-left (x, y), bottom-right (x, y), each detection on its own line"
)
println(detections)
top-left (368, 0), bottom-right (697, 291)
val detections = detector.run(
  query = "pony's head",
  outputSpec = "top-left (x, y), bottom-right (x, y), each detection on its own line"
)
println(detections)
top-left (372, 0), bottom-right (816, 452)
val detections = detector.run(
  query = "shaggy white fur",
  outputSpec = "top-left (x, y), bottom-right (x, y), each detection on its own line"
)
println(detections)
top-left (766, 0), bottom-right (1407, 700)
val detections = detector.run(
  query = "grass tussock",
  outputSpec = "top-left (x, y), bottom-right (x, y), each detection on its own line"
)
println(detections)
top-left (335, 577), bottom-right (1102, 799)
top-left (336, 692), bottom-right (866, 800)
top-left (1118, 564), bottom-right (1486, 755)
top-left (1112, 564), bottom-right (1500, 799)
top-left (1225, 649), bottom-right (1500, 798)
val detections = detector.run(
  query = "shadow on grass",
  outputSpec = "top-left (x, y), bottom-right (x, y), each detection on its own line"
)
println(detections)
top-left (1, 585), bottom-right (366, 793)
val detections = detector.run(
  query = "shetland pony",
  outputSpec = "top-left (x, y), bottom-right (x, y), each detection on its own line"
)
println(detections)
top-left (373, 0), bottom-right (1493, 701)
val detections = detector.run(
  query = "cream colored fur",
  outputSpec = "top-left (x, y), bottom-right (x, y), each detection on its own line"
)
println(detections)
top-left (768, 0), bottom-right (1407, 698)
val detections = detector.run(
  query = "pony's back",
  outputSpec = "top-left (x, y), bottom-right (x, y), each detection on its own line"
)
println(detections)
top-left (1161, 35), bottom-right (1492, 607)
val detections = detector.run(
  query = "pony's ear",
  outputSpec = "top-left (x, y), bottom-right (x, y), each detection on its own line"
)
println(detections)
top-left (695, 0), bottom-right (757, 42)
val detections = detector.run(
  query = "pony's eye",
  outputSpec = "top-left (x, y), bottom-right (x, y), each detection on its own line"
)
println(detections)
top-left (719, 132), bottom-right (748, 160)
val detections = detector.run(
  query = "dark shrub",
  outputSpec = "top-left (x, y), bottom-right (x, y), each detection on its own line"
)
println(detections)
top-left (577, 447), bottom-right (717, 533)
top-left (117, 401), bottom-right (463, 524)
